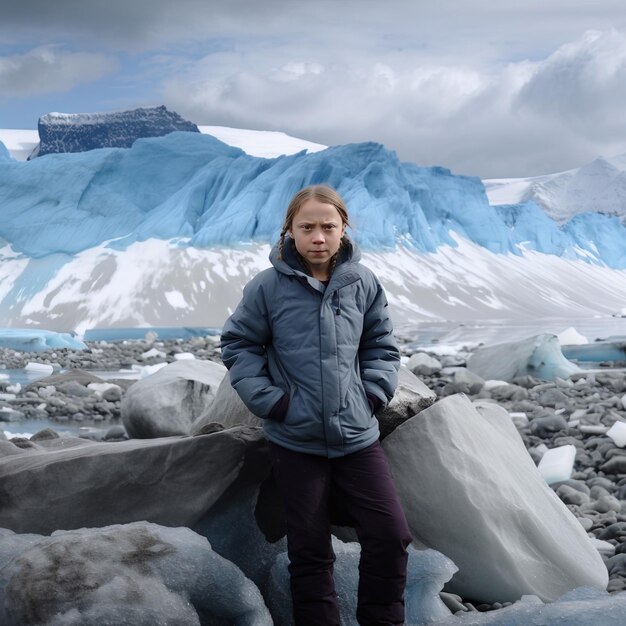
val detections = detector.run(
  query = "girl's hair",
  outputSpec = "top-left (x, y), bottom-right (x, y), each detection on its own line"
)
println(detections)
top-left (278, 185), bottom-right (352, 276)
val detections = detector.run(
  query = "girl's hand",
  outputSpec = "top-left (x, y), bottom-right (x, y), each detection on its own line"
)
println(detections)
top-left (268, 393), bottom-right (289, 422)
top-left (366, 392), bottom-right (382, 414)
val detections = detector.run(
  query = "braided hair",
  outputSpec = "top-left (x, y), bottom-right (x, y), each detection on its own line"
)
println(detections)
top-left (278, 185), bottom-right (352, 278)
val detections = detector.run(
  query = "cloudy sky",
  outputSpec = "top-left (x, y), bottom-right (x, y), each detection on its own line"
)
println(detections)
top-left (1, 0), bottom-right (626, 177)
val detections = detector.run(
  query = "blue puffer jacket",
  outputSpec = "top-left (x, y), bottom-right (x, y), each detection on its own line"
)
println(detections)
top-left (220, 237), bottom-right (400, 458)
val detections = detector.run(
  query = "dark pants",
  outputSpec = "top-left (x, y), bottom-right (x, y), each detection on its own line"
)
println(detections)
top-left (270, 441), bottom-right (412, 626)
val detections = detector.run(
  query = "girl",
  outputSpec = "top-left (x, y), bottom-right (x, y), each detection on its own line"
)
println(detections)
top-left (221, 185), bottom-right (412, 626)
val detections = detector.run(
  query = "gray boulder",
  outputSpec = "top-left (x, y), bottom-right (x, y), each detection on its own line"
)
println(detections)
top-left (122, 359), bottom-right (226, 437)
top-left (406, 352), bottom-right (442, 376)
top-left (382, 394), bottom-right (608, 603)
top-left (192, 371), bottom-right (260, 434)
top-left (376, 366), bottom-right (437, 439)
top-left (0, 522), bottom-right (271, 626)
top-left (467, 334), bottom-right (580, 382)
top-left (0, 426), bottom-right (265, 534)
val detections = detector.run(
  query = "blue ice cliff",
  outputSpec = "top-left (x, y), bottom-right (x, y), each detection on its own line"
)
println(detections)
top-left (0, 131), bottom-right (625, 267)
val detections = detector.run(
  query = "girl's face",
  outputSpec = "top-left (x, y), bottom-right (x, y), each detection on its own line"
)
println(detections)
top-left (289, 198), bottom-right (346, 278)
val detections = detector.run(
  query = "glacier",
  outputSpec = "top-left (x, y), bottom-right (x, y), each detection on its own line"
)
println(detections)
top-left (1, 129), bottom-right (626, 331)
top-left (1, 130), bottom-right (625, 264)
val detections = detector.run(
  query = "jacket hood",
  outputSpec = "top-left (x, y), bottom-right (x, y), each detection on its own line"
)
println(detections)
top-left (269, 236), bottom-right (361, 278)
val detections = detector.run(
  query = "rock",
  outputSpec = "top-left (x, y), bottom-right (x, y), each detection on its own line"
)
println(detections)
top-left (452, 368), bottom-right (485, 395)
top-left (57, 380), bottom-right (95, 397)
top-left (0, 426), bottom-right (266, 534)
top-left (103, 425), bottom-right (128, 441)
top-left (0, 441), bottom-right (25, 457)
top-left (0, 522), bottom-right (271, 626)
top-left (121, 359), bottom-right (226, 438)
top-left (30, 428), bottom-right (60, 442)
top-left (267, 541), bottom-right (455, 626)
top-left (606, 553), bottom-right (626, 578)
top-left (538, 388), bottom-right (569, 408)
top-left (382, 394), bottom-right (608, 602)
top-left (600, 456), bottom-right (626, 474)
top-left (529, 415), bottom-right (568, 438)
top-left (467, 334), bottom-right (580, 382)
top-left (31, 105), bottom-right (200, 158)
top-left (101, 385), bottom-right (123, 402)
top-left (375, 367), bottom-right (437, 439)
top-left (192, 371), bottom-right (261, 434)
top-left (556, 485), bottom-right (591, 506)
top-left (407, 352), bottom-right (442, 376)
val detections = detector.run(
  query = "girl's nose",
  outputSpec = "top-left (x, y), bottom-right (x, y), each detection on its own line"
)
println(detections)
top-left (312, 230), bottom-right (325, 243)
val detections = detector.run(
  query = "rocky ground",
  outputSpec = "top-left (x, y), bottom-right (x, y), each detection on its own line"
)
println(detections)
top-left (2, 334), bottom-right (626, 613)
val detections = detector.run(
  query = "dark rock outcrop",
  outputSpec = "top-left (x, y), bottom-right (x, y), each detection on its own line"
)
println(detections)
top-left (30, 105), bottom-right (199, 158)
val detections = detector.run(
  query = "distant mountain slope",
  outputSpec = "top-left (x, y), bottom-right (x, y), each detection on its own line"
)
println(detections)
top-left (2, 238), bottom-right (625, 334)
top-left (484, 154), bottom-right (626, 223)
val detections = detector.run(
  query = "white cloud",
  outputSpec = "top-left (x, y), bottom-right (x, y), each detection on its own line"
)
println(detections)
top-left (161, 28), bottom-right (626, 177)
top-left (3, 2), bottom-right (626, 176)
top-left (0, 46), bottom-right (116, 97)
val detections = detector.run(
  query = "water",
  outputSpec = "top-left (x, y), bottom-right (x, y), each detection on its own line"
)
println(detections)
top-left (3, 418), bottom-right (117, 440)
top-left (395, 316), bottom-right (626, 350)
top-left (83, 326), bottom-right (220, 341)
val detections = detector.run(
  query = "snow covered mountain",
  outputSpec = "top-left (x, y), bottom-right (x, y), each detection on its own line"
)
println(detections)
top-left (0, 124), bottom-right (625, 334)
top-left (484, 154), bottom-right (626, 223)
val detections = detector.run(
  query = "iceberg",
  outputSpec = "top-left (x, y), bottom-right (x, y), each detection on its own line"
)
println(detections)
top-left (0, 329), bottom-right (86, 352)
top-left (467, 334), bottom-right (580, 382)
top-left (382, 395), bottom-right (608, 603)
top-left (561, 341), bottom-right (626, 363)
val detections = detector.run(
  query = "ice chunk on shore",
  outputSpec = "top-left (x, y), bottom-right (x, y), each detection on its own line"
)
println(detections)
top-left (383, 395), bottom-right (607, 602)
top-left (537, 445), bottom-right (576, 484)
top-left (0, 329), bottom-right (86, 352)
top-left (607, 421), bottom-right (626, 447)
top-left (0, 522), bottom-right (272, 626)
top-left (268, 541), bottom-right (455, 626)
top-left (24, 362), bottom-right (54, 374)
top-left (433, 586), bottom-right (626, 625)
top-left (468, 334), bottom-right (580, 382)
top-left (558, 327), bottom-right (588, 345)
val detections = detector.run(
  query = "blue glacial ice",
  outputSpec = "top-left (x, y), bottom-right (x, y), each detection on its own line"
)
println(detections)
top-left (1, 131), bottom-right (626, 267)
top-left (268, 541), bottom-right (456, 626)
top-left (431, 586), bottom-right (626, 625)
top-left (0, 141), bottom-right (10, 161)
top-left (0, 329), bottom-right (87, 352)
